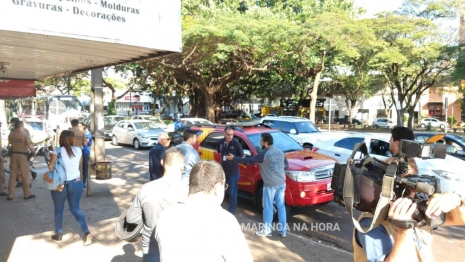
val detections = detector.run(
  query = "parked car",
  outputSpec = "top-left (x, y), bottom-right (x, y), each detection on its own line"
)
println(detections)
top-left (111, 120), bottom-right (164, 149)
top-left (106, 115), bottom-right (130, 123)
top-left (82, 117), bottom-right (117, 140)
top-left (180, 118), bottom-right (213, 125)
top-left (131, 115), bottom-right (168, 130)
top-left (23, 117), bottom-right (55, 146)
top-left (420, 118), bottom-right (449, 128)
top-left (414, 132), bottom-right (465, 161)
top-left (260, 116), bottom-right (342, 149)
top-left (372, 118), bottom-right (397, 129)
top-left (333, 116), bottom-right (362, 125)
top-left (181, 123), bottom-right (337, 214)
top-left (312, 133), bottom-right (465, 193)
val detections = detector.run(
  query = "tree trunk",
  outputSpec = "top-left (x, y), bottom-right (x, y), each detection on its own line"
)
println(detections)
top-left (204, 92), bottom-right (216, 122)
top-left (407, 106), bottom-right (415, 129)
top-left (309, 72), bottom-right (321, 123)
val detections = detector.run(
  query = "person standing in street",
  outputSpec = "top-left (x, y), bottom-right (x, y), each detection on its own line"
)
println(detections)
top-left (217, 126), bottom-right (244, 215)
top-left (0, 121), bottom-right (8, 197)
top-left (148, 132), bottom-right (171, 181)
top-left (8, 117), bottom-right (36, 188)
top-left (155, 160), bottom-right (253, 262)
top-left (79, 122), bottom-right (92, 188)
top-left (7, 121), bottom-right (37, 200)
top-left (175, 130), bottom-right (200, 185)
top-left (127, 147), bottom-right (187, 262)
top-left (48, 130), bottom-right (92, 245)
top-left (69, 119), bottom-right (87, 179)
top-left (226, 133), bottom-right (288, 237)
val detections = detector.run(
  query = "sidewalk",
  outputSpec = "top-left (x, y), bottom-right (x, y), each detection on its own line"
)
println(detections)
top-left (0, 162), bottom-right (352, 262)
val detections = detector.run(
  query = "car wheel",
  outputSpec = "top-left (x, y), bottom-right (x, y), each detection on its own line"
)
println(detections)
top-left (256, 185), bottom-right (291, 221)
top-left (112, 136), bottom-right (119, 146)
top-left (373, 125), bottom-right (379, 129)
top-left (421, 124), bottom-right (426, 128)
top-left (440, 124), bottom-right (445, 129)
top-left (133, 138), bottom-right (141, 150)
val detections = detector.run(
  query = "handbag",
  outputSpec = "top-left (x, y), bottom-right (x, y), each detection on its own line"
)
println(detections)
top-left (331, 142), bottom-right (397, 233)
top-left (43, 147), bottom-right (67, 191)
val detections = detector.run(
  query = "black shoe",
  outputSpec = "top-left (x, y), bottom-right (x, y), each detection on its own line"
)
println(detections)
top-left (83, 232), bottom-right (92, 246)
top-left (15, 182), bottom-right (22, 188)
top-left (31, 172), bottom-right (37, 180)
top-left (0, 192), bottom-right (7, 197)
top-left (51, 233), bottom-right (63, 242)
top-left (24, 194), bottom-right (36, 200)
top-left (7, 197), bottom-right (13, 201)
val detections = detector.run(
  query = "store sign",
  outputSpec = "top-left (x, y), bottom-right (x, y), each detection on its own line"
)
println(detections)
top-left (124, 96), bottom-right (140, 102)
top-left (0, 80), bottom-right (36, 98)
top-left (0, 0), bottom-right (182, 51)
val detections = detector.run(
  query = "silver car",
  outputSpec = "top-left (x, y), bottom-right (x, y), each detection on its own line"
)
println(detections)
top-left (131, 115), bottom-right (168, 130)
top-left (111, 120), bottom-right (164, 149)
top-left (372, 118), bottom-right (397, 129)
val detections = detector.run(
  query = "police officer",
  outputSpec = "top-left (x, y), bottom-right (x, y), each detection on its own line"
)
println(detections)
top-left (0, 120), bottom-right (8, 197)
top-left (7, 121), bottom-right (36, 200)
top-left (9, 118), bottom-right (36, 188)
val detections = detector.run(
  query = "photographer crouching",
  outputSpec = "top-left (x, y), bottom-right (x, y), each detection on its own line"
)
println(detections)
top-left (353, 127), bottom-right (465, 262)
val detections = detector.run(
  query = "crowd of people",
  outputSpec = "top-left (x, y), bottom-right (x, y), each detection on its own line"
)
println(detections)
top-left (2, 118), bottom-right (465, 261)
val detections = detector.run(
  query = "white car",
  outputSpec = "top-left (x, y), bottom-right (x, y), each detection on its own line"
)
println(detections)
top-left (372, 118), bottom-right (397, 129)
top-left (131, 115), bottom-right (168, 130)
top-left (111, 120), bottom-right (164, 149)
top-left (260, 116), bottom-right (342, 149)
top-left (180, 118), bottom-right (213, 125)
top-left (313, 133), bottom-right (465, 193)
top-left (420, 118), bottom-right (449, 128)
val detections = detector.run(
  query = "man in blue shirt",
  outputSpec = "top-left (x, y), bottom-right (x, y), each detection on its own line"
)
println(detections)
top-left (149, 132), bottom-right (171, 181)
top-left (80, 122), bottom-right (92, 188)
top-left (217, 126), bottom-right (244, 215)
top-left (175, 130), bottom-right (200, 185)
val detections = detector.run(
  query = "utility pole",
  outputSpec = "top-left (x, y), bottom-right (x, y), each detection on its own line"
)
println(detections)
top-left (91, 68), bottom-right (105, 163)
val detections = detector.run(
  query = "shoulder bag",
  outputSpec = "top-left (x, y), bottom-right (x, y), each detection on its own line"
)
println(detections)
top-left (43, 147), bottom-right (68, 191)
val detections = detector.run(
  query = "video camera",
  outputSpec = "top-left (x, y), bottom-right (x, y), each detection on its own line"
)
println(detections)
top-left (332, 139), bottom-right (447, 229)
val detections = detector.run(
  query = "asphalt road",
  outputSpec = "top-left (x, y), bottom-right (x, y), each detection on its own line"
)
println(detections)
top-left (97, 141), bottom-right (465, 261)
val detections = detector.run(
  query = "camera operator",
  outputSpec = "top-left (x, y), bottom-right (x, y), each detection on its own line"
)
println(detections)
top-left (353, 127), bottom-right (465, 262)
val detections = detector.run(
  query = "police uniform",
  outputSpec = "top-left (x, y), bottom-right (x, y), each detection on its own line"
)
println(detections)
top-left (0, 121), bottom-right (7, 196)
top-left (10, 122), bottom-right (35, 187)
top-left (8, 128), bottom-right (34, 199)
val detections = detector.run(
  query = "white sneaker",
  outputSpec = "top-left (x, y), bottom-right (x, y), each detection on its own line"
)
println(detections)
top-left (255, 229), bottom-right (272, 237)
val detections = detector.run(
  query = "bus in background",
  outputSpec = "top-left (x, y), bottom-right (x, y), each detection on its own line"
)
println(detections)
top-left (15, 95), bottom-right (83, 132)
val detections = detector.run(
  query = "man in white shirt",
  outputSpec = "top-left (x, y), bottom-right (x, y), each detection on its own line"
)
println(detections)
top-left (156, 160), bottom-right (253, 262)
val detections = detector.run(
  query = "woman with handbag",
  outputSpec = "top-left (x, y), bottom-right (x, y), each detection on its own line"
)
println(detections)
top-left (48, 130), bottom-right (92, 246)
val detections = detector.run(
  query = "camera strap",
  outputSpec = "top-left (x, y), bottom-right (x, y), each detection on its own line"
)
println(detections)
top-left (343, 142), bottom-right (396, 233)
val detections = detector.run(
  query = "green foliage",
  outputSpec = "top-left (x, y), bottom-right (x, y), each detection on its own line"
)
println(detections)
top-left (447, 116), bottom-right (457, 125)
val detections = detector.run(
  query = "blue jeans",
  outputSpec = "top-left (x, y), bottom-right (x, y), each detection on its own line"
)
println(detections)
top-left (226, 173), bottom-right (239, 215)
top-left (142, 253), bottom-right (160, 262)
top-left (51, 179), bottom-right (89, 234)
top-left (82, 154), bottom-right (90, 186)
top-left (262, 184), bottom-right (286, 234)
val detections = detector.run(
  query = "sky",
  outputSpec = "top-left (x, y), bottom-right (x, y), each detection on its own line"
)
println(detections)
top-left (353, 0), bottom-right (404, 18)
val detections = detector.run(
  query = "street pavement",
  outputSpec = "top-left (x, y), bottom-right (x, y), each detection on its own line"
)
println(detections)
top-left (0, 156), bottom-right (352, 262)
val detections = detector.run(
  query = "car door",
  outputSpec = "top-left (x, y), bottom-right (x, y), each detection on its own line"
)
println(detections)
top-left (198, 132), bottom-right (223, 162)
top-left (125, 122), bottom-right (136, 144)
top-left (113, 121), bottom-right (125, 142)
top-left (331, 137), bottom-right (365, 161)
top-left (444, 138), bottom-right (465, 160)
top-left (431, 119), bottom-right (439, 127)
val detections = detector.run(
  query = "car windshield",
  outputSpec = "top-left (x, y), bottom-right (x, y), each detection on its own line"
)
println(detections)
top-left (134, 122), bottom-right (160, 130)
top-left (104, 118), bottom-right (115, 125)
top-left (295, 121), bottom-right (320, 133)
top-left (149, 118), bottom-right (165, 124)
top-left (451, 135), bottom-right (465, 144)
top-left (27, 122), bottom-right (44, 130)
top-left (247, 131), bottom-right (303, 153)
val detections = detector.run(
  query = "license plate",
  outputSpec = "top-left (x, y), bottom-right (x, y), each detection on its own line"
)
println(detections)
top-left (327, 183), bottom-right (332, 191)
